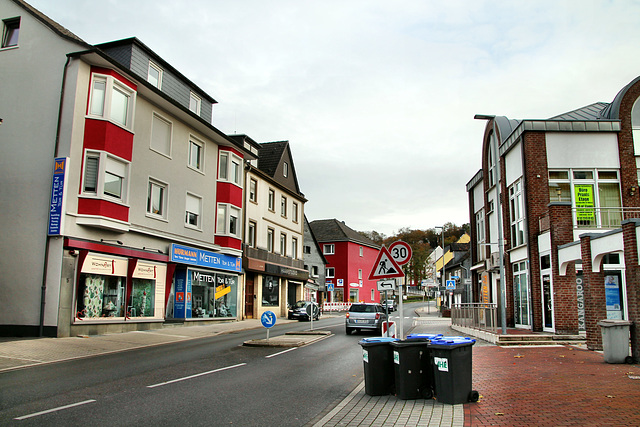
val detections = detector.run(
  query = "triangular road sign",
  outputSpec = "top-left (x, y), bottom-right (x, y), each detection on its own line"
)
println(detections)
top-left (369, 245), bottom-right (405, 280)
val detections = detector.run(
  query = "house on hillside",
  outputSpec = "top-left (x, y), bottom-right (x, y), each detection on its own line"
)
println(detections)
top-left (233, 135), bottom-right (308, 319)
top-left (467, 76), bottom-right (640, 358)
top-left (309, 219), bottom-right (381, 304)
top-left (0, 0), bottom-right (254, 336)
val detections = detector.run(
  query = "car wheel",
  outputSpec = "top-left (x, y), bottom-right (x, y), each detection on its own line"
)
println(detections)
top-left (346, 327), bottom-right (353, 335)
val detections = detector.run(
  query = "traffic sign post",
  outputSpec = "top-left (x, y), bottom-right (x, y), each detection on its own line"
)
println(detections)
top-left (389, 240), bottom-right (412, 265)
top-left (368, 245), bottom-right (404, 281)
top-left (261, 310), bottom-right (276, 341)
top-left (306, 303), bottom-right (319, 330)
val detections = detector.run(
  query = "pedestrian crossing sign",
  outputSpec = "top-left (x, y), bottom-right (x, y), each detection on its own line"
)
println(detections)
top-left (368, 245), bottom-right (405, 280)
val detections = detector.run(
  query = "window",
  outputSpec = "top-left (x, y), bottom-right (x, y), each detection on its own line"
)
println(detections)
top-left (509, 179), bottom-right (525, 247)
top-left (148, 61), bottom-right (163, 89)
top-left (280, 233), bottom-right (286, 256)
top-left (249, 179), bottom-right (257, 202)
top-left (147, 179), bottom-right (167, 218)
top-left (218, 151), bottom-right (242, 185)
top-left (281, 196), bottom-right (287, 217)
top-left (326, 267), bottom-right (335, 278)
top-left (633, 99), bottom-right (640, 155)
top-left (248, 221), bottom-right (256, 247)
top-left (88, 73), bottom-right (135, 129)
top-left (304, 245), bottom-right (311, 254)
top-left (150, 113), bottom-right (172, 156)
top-left (359, 247), bottom-right (363, 257)
top-left (283, 162), bottom-right (289, 178)
top-left (188, 137), bottom-right (204, 172)
top-left (267, 228), bottom-right (274, 252)
top-left (2, 17), bottom-right (20, 48)
top-left (358, 269), bottom-right (362, 280)
top-left (185, 193), bottom-right (202, 229)
top-left (189, 92), bottom-right (201, 115)
top-left (81, 151), bottom-right (129, 203)
top-left (268, 189), bottom-right (275, 211)
top-left (292, 202), bottom-right (298, 223)
top-left (311, 266), bottom-right (319, 277)
top-left (292, 238), bottom-right (298, 260)
top-left (475, 208), bottom-right (485, 259)
top-left (487, 132), bottom-right (497, 187)
top-left (324, 244), bottom-right (335, 255)
top-left (513, 260), bottom-right (530, 326)
top-left (217, 203), bottom-right (241, 237)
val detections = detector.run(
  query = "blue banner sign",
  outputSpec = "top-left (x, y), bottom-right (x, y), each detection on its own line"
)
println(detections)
top-left (170, 243), bottom-right (242, 273)
top-left (48, 157), bottom-right (68, 236)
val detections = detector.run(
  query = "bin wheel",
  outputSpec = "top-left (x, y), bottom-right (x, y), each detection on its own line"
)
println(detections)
top-left (468, 390), bottom-right (479, 402)
top-left (422, 388), bottom-right (433, 399)
top-left (625, 356), bottom-right (635, 364)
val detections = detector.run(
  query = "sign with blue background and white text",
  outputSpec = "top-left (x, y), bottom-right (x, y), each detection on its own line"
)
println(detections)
top-left (170, 243), bottom-right (242, 273)
top-left (48, 157), bottom-right (69, 236)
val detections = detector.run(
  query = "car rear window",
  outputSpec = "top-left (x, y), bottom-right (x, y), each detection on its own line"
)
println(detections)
top-left (349, 304), bottom-right (376, 313)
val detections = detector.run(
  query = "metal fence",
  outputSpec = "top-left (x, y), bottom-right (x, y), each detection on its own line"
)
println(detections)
top-left (539, 207), bottom-right (640, 232)
top-left (451, 303), bottom-right (498, 333)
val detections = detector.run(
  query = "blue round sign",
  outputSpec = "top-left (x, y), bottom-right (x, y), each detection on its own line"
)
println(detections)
top-left (261, 310), bottom-right (276, 328)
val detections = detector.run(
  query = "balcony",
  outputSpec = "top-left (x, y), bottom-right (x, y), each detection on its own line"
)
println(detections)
top-left (243, 245), bottom-right (305, 270)
top-left (539, 207), bottom-right (640, 232)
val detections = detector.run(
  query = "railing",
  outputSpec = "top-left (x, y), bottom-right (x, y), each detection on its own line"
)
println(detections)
top-left (323, 302), bottom-right (352, 312)
top-left (539, 207), bottom-right (640, 232)
top-left (451, 303), bottom-right (498, 333)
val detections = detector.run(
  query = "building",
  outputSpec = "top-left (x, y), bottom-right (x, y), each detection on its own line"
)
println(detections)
top-left (466, 75), bottom-right (640, 357)
top-left (302, 215), bottom-right (327, 304)
top-left (0, 0), bottom-right (254, 336)
top-left (235, 135), bottom-right (308, 319)
top-left (309, 219), bottom-right (381, 303)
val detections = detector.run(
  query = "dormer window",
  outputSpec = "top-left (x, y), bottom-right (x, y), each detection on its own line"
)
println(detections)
top-left (148, 61), bottom-right (163, 89)
top-left (189, 92), bottom-right (201, 115)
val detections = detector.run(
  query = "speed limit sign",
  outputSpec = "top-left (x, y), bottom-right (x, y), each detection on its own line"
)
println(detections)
top-left (389, 240), bottom-right (412, 265)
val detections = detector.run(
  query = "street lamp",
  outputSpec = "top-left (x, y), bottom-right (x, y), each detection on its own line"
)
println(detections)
top-left (474, 114), bottom-right (507, 335)
top-left (435, 226), bottom-right (445, 309)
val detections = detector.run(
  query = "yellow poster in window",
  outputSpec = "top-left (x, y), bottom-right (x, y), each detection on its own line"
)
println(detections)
top-left (575, 185), bottom-right (595, 220)
top-left (215, 284), bottom-right (231, 300)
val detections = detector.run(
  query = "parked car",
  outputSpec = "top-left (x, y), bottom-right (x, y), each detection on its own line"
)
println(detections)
top-left (288, 301), bottom-right (320, 321)
top-left (345, 303), bottom-right (388, 335)
top-left (382, 299), bottom-right (397, 312)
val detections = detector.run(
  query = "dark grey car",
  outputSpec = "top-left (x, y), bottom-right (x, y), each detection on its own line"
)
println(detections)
top-left (345, 303), bottom-right (388, 335)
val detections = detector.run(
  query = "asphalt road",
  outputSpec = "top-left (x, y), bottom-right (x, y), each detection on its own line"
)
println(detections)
top-left (0, 302), bottom-right (434, 426)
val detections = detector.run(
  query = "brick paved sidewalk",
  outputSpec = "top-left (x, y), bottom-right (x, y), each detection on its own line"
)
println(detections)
top-left (466, 345), bottom-right (640, 426)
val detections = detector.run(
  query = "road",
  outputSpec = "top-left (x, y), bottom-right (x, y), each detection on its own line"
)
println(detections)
top-left (0, 302), bottom-right (434, 426)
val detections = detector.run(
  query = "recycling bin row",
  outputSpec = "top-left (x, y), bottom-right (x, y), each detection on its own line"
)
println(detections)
top-left (359, 334), bottom-right (479, 405)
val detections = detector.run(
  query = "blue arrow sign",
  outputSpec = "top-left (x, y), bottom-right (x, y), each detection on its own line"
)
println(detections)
top-left (261, 311), bottom-right (276, 328)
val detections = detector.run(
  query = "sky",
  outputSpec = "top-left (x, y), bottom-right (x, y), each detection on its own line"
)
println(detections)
top-left (25, 0), bottom-right (640, 237)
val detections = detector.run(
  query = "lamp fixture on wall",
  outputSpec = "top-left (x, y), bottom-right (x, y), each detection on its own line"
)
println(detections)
top-left (630, 186), bottom-right (637, 196)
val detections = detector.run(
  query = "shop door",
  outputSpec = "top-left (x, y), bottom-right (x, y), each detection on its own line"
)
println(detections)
top-left (513, 261), bottom-right (531, 328)
top-left (288, 281), bottom-right (297, 307)
top-left (245, 277), bottom-right (254, 319)
top-left (542, 274), bottom-right (554, 331)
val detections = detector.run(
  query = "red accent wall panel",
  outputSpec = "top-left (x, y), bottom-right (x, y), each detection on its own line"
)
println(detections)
top-left (78, 198), bottom-right (129, 222)
top-left (216, 181), bottom-right (243, 207)
top-left (83, 119), bottom-right (134, 161)
top-left (215, 235), bottom-right (242, 251)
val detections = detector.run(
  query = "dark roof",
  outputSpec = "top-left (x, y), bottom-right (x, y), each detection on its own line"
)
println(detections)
top-left (549, 102), bottom-right (609, 121)
top-left (599, 76), bottom-right (640, 120)
top-left (12, 0), bottom-right (89, 47)
top-left (258, 141), bottom-right (288, 177)
top-left (309, 219), bottom-right (380, 249)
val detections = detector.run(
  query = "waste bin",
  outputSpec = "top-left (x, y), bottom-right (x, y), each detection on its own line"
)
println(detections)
top-left (598, 320), bottom-right (632, 364)
top-left (390, 338), bottom-right (433, 399)
top-left (359, 337), bottom-right (399, 396)
top-left (428, 336), bottom-right (479, 404)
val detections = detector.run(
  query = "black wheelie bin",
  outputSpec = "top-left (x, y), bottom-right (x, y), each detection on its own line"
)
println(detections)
top-left (359, 337), bottom-right (399, 396)
top-left (390, 334), bottom-right (441, 400)
top-left (428, 336), bottom-right (479, 404)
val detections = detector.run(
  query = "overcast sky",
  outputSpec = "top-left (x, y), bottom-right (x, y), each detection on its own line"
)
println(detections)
top-left (26, 0), bottom-right (640, 236)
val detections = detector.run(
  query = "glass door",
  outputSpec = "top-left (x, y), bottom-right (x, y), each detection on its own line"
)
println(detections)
top-left (513, 260), bottom-right (531, 328)
top-left (540, 254), bottom-right (554, 332)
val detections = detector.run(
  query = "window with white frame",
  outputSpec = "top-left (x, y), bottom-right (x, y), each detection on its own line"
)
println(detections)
top-left (150, 113), bottom-right (172, 156)
top-left (249, 178), bottom-right (257, 203)
top-left (358, 269), bottom-right (362, 279)
top-left (632, 98), bottom-right (640, 155)
top-left (185, 193), bottom-right (202, 229)
top-left (292, 202), bottom-right (298, 223)
top-left (148, 61), bottom-right (163, 89)
top-left (147, 178), bottom-right (167, 218)
top-left (311, 266), bottom-right (319, 277)
top-left (292, 237), bottom-right (298, 260)
top-left (509, 179), bottom-right (525, 247)
top-left (82, 150), bottom-right (129, 203)
top-left (487, 133), bottom-right (496, 187)
top-left (268, 189), bottom-right (275, 211)
top-left (217, 203), bottom-right (241, 237)
top-left (267, 228), bottom-right (274, 252)
top-left (323, 244), bottom-right (335, 255)
top-left (359, 247), bottom-right (363, 257)
top-left (189, 92), bottom-right (201, 115)
top-left (475, 208), bottom-right (485, 259)
top-left (326, 267), bottom-right (335, 278)
top-left (188, 137), bottom-right (204, 172)
top-left (88, 73), bottom-right (136, 129)
top-left (281, 196), bottom-right (287, 217)
top-left (283, 162), bottom-right (289, 178)
top-left (1, 17), bottom-right (20, 48)
top-left (218, 151), bottom-right (242, 185)
top-left (280, 233), bottom-right (286, 256)
top-left (248, 221), bottom-right (256, 247)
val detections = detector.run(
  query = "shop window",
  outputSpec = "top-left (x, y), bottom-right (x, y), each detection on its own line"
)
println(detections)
top-left (88, 73), bottom-right (136, 130)
top-left (262, 275), bottom-right (279, 307)
top-left (81, 150), bottom-right (129, 204)
top-left (150, 113), bottom-right (172, 156)
top-left (185, 192), bottom-right (202, 229)
top-left (147, 178), bottom-right (167, 219)
top-left (189, 91), bottom-right (201, 114)
top-left (1, 17), bottom-right (20, 48)
top-left (188, 137), bottom-right (204, 172)
top-left (129, 278), bottom-right (155, 317)
top-left (147, 61), bottom-right (163, 89)
top-left (77, 274), bottom-right (125, 319)
top-left (190, 270), bottom-right (237, 318)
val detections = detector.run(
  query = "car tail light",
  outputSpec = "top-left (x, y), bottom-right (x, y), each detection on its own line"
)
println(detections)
top-left (375, 313), bottom-right (381, 320)
top-left (346, 313), bottom-right (350, 318)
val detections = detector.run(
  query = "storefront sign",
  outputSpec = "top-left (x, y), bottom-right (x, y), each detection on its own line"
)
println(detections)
top-left (575, 185), bottom-right (595, 220)
top-left (605, 275), bottom-right (622, 319)
top-left (81, 254), bottom-right (128, 276)
top-left (264, 263), bottom-right (308, 280)
top-left (48, 157), bottom-right (69, 236)
top-left (170, 243), bottom-right (241, 272)
top-left (576, 273), bottom-right (585, 331)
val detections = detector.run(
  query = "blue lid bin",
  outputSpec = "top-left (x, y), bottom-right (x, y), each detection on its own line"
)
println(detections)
top-left (406, 333), bottom-right (443, 341)
top-left (428, 337), bottom-right (479, 404)
top-left (390, 339), bottom-right (434, 400)
top-left (358, 337), bottom-right (399, 396)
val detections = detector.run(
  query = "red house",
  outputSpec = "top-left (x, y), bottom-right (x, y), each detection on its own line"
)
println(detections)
top-left (309, 219), bottom-right (381, 303)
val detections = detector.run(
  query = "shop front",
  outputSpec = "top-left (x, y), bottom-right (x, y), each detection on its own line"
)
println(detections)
top-left (168, 243), bottom-right (242, 321)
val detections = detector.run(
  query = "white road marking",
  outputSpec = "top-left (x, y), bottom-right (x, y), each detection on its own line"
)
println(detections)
top-left (15, 399), bottom-right (96, 420)
top-left (147, 363), bottom-right (247, 388)
top-left (265, 348), bottom-right (298, 358)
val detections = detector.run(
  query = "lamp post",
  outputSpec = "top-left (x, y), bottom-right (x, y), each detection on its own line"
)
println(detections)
top-left (474, 114), bottom-right (507, 335)
top-left (435, 226), bottom-right (445, 309)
